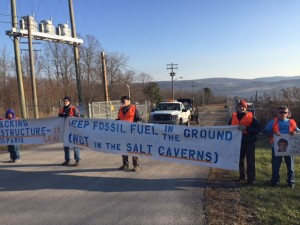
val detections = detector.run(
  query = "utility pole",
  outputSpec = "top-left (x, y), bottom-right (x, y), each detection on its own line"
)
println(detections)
top-left (7, 0), bottom-right (83, 118)
top-left (101, 52), bottom-right (109, 101)
top-left (126, 85), bottom-right (131, 98)
top-left (11, 0), bottom-right (27, 118)
top-left (192, 81), bottom-right (195, 103)
top-left (167, 63), bottom-right (178, 100)
top-left (68, 0), bottom-right (83, 106)
top-left (27, 16), bottom-right (39, 118)
top-left (202, 88), bottom-right (205, 107)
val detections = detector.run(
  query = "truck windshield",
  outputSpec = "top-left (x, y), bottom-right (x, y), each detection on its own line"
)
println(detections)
top-left (157, 103), bottom-right (180, 111)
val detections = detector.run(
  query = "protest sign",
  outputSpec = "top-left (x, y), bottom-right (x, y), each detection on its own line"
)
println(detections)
top-left (0, 117), bottom-right (64, 145)
top-left (274, 133), bottom-right (300, 156)
top-left (64, 118), bottom-right (242, 171)
top-left (0, 116), bottom-right (243, 170)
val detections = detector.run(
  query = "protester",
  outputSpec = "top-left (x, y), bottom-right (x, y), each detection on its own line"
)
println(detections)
top-left (228, 100), bottom-right (261, 184)
top-left (58, 96), bottom-right (81, 166)
top-left (117, 95), bottom-right (142, 172)
top-left (264, 106), bottom-right (299, 188)
top-left (5, 109), bottom-right (21, 163)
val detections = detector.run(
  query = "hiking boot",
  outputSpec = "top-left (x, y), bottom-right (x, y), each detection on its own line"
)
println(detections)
top-left (118, 164), bottom-right (129, 170)
top-left (246, 180), bottom-right (255, 185)
top-left (74, 161), bottom-right (80, 166)
top-left (132, 165), bottom-right (140, 172)
top-left (61, 161), bottom-right (70, 166)
top-left (236, 177), bottom-right (247, 182)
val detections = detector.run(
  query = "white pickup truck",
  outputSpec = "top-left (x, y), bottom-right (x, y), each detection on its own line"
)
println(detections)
top-left (149, 101), bottom-right (191, 125)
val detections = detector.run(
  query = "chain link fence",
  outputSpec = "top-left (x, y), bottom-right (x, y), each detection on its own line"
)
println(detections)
top-left (19, 100), bottom-right (151, 121)
top-left (226, 97), bottom-right (238, 121)
top-left (89, 100), bottom-right (151, 122)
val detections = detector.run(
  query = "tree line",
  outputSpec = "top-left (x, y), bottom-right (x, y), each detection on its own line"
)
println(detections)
top-left (0, 34), bottom-right (163, 117)
top-left (250, 87), bottom-right (300, 127)
top-left (1, 34), bottom-right (300, 122)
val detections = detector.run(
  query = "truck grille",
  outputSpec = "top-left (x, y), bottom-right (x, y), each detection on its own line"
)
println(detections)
top-left (153, 114), bottom-right (172, 121)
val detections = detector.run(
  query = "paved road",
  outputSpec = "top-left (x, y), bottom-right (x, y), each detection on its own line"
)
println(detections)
top-left (0, 143), bottom-right (210, 225)
top-left (197, 105), bottom-right (228, 126)
top-left (0, 104), bottom-right (229, 225)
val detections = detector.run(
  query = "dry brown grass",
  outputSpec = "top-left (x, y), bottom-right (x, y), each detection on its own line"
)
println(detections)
top-left (203, 168), bottom-right (261, 225)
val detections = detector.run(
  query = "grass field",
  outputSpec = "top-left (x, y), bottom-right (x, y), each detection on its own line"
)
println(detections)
top-left (240, 138), bottom-right (300, 225)
top-left (205, 137), bottom-right (300, 225)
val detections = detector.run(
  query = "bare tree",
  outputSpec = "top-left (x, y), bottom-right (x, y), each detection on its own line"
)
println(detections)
top-left (79, 35), bottom-right (103, 102)
top-left (43, 42), bottom-right (75, 99)
top-left (105, 52), bottom-right (129, 99)
top-left (0, 47), bottom-right (13, 113)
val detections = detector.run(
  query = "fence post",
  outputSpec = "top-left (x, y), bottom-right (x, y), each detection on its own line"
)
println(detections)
top-left (88, 103), bottom-right (92, 118)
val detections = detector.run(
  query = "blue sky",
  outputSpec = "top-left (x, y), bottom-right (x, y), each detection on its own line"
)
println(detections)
top-left (1, 0), bottom-right (300, 81)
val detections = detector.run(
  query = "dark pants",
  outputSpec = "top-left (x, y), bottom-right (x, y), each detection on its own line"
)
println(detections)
top-left (8, 145), bottom-right (20, 160)
top-left (239, 142), bottom-right (256, 183)
top-left (271, 147), bottom-right (295, 185)
top-left (122, 155), bottom-right (139, 166)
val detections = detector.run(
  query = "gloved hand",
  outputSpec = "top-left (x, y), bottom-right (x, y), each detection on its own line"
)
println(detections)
top-left (59, 113), bottom-right (68, 118)
top-left (237, 125), bottom-right (247, 132)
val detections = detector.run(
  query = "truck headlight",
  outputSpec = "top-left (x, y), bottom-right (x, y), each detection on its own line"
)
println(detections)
top-left (172, 115), bottom-right (178, 120)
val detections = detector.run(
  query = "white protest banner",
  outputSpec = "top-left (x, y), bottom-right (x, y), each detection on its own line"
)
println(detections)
top-left (0, 117), bottom-right (64, 145)
top-left (274, 133), bottom-right (300, 156)
top-left (64, 118), bottom-right (242, 171)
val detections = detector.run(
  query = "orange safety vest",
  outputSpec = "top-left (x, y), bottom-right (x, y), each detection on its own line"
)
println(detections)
top-left (118, 105), bottom-right (136, 122)
top-left (231, 112), bottom-right (253, 133)
top-left (59, 105), bottom-right (79, 117)
top-left (270, 118), bottom-right (297, 143)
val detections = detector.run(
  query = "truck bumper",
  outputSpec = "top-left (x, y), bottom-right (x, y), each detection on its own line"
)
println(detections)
top-left (148, 120), bottom-right (179, 125)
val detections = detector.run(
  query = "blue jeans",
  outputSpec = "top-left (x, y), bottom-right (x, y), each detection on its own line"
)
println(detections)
top-left (8, 145), bottom-right (20, 160)
top-left (64, 146), bottom-right (80, 161)
top-left (271, 147), bottom-right (295, 185)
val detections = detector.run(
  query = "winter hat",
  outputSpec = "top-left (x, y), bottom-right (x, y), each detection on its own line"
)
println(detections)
top-left (5, 109), bottom-right (15, 119)
top-left (238, 100), bottom-right (247, 108)
top-left (121, 96), bottom-right (130, 101)
top-left (63, 96), bottom-right (71, 102)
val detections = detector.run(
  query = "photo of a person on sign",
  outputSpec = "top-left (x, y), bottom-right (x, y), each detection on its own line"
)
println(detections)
top-left (277, 138), bottom-right (288, 152)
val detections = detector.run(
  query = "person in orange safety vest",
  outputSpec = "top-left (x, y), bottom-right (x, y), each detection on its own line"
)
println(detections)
top-left (58, 96), bottom-right (81, 167)
top-left (117, 95), bottom-right (142, 172)
top-left (263, 105), bottom-right (299, 188)
top-left (228, 100), bottom-right (261, 184)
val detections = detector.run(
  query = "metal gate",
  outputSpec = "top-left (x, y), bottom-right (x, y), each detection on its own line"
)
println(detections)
top-left (89, 100), bottom-right (151, 122)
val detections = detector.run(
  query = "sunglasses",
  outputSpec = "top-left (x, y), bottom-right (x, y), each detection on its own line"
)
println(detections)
top-left (279, 111), bottom-right (288, 114)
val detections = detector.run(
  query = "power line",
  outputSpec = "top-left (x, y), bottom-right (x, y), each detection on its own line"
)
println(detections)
top-left (0, 20), bottom-right (11, 24)
top-left (124, 65), bottom-right (144, 74)
top-left (121, 64), bottom-right (154, 78)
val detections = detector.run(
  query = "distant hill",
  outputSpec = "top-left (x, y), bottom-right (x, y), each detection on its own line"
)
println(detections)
top-left (254, 76), bottom-right (300, 82)
top-left (157, 76), bottom-right (300, 98)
